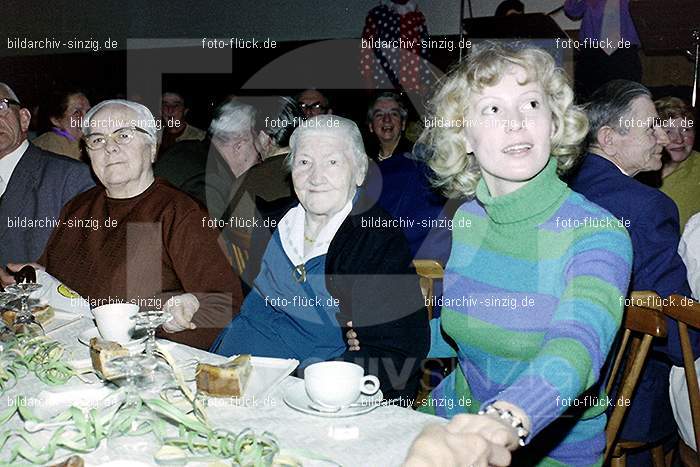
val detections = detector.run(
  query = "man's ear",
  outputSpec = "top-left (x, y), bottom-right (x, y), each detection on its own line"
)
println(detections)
top-left (19, 108), bottom-right (31, 133)
top-left (49, 116), bottom-right (61, 128)
top-left (368, 122), bottom-right (374, 134)
top-left (596, 126), bottom-right (617, 155)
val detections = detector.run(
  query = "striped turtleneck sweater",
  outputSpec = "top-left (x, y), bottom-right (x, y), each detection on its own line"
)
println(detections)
top-left (421, 159), bottom-right (632, 466)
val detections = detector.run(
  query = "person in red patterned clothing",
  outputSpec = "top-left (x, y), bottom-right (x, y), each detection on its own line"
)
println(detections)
top-left (360, 0), bottom-right (433, 93)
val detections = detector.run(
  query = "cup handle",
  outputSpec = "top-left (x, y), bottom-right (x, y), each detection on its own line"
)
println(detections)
top-left (360, 375), bottom-right (380, 396)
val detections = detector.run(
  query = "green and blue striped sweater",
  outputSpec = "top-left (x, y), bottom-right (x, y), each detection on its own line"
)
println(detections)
top-left (421, 159), bottom-right (633, 466)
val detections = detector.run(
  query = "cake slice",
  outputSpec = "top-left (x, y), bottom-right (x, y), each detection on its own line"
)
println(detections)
top-left (89, 337), bottom-right (129, 379)
top-left (195, 354), bottom-right (252, 397)
top-left (1, 304), bottom-right (55, 327)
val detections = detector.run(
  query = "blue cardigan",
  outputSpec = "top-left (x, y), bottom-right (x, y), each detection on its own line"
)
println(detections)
top-left (236, 193), bottom-right (430, 402)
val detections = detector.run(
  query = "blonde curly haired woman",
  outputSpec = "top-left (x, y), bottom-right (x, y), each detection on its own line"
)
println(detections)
top-left (404, 42), bottom-right (633, 466)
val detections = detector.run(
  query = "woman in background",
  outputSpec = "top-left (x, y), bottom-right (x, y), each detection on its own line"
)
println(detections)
top-left (654, 96), bottom-right (699, 232)
top-left (33, 88), bottom-right (91, 160)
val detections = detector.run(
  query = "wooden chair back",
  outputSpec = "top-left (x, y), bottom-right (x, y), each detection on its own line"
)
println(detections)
top-left (412, 259), bottom-right (444, 320)
top-left (605, 291), bottom-right (667, 464)
top-left (229, 230), bottom-right (252, 276)
top-left (412, 259), bottom-right (445, 408)
top-left (663, 294), bottom-right (700, 463)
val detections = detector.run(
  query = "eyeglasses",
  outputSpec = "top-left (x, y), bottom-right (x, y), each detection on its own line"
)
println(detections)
top-left (0, 98), bottom-right (21, 113)
top-left (299, 101), bottom-right (326, 111)
top-left (83, 126), bottom-right (150, 150)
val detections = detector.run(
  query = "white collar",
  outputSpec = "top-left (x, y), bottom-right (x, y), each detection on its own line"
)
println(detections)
top-left (279, 199), bottom-right (353, 265)
top-left (382, 0), bottom-right (418, 15)
top-left (0, 140), bottom-right (29, 196)
top-left (610, 159), bottom-right (630, 176)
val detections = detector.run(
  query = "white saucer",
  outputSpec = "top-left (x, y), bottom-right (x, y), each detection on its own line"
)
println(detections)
top-left (78, 327), bottom-right (148, 349)
top-left (283, 380), bottom-right (383, 418)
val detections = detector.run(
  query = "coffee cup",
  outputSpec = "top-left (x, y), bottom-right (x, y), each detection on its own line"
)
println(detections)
top-left (92, 303), bottom-right (138, 344)
top-left (304, 361), bottom-right (380, 409)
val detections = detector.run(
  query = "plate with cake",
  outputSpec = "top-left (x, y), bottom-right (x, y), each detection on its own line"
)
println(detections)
top-left (193, 354), bottom-right (299, 404)
top-left (0, 302), bottom-right (83, 334)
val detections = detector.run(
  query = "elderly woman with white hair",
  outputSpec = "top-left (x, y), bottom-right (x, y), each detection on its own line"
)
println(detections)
top-left (28, 100), bottom-right (243, 350)
top-left (210, 114), bottom-right (429, 402)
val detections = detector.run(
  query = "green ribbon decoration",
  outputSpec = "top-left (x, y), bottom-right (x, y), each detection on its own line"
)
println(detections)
top-left (0, 337), bottom-right (343, 466)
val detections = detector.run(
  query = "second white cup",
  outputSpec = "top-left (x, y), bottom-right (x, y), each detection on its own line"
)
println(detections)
top-left (304, 361), bottom-right (380, 409)
top-left (92, 303), bottom-right (138, 344)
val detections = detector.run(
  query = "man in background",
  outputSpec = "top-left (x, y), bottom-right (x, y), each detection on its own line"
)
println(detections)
top-left (296, 89), bottom-right (332, 119)
top-left (158, 91), bottom-right (206, 155)
top-left (568, 80), bottom-right (695, 462)
top-left (0, 82), bottom-right (94, 270)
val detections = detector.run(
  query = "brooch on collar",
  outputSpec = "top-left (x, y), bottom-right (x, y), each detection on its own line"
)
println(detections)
top-left (293, 264), bottom-right (306, 283)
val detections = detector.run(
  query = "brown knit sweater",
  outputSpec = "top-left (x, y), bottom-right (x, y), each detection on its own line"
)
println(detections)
top-left (39, 179), bottom-right (242, 349)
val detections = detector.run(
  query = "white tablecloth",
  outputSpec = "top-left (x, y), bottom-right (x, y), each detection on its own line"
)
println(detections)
top-left (2, 311), bottom-right (443, 466)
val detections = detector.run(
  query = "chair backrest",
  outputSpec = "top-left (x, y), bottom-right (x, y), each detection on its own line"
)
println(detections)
top-left (229, 230), bottom-right (252, 276)
top-left (605, 291), bottom-right (667, 463)
top-left (412, 259), bottom-right (444, 320)
top-left (663, 294), bottom-right (700, 459)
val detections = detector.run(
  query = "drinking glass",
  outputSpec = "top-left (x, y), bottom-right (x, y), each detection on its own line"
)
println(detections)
top-left (134, 310), bottom-right (172, 357)
top-left (4, 282), bottom-right (44, 336)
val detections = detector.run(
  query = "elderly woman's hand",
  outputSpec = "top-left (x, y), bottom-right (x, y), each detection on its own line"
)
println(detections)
top-left (346, 321), bottom-right (360, 351)
top-left (403, 422), bottom-right (512, 467)
top-left (162, 293), bottom-right (199, 333)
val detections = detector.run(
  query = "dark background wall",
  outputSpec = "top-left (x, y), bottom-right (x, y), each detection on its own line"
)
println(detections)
top-left (2, 0), bottom-right (694, 132)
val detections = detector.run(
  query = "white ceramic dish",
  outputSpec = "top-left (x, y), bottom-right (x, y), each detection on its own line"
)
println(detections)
top-left (283, 380), bottom-right (384, 418)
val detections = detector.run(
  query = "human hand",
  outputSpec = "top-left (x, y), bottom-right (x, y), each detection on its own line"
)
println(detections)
top-left (446, 413), bottom-right (520, 450)
top-left (161, 293), bottom-right (199, 332)
top-left (346, 321), bottom-right (360, 351)
top-left (403, 422), bottom-right (512, 467)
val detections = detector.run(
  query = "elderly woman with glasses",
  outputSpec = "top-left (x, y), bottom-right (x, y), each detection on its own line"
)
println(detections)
top-left (10, 100), bottom-right (243, 350)
top-left (210, 115), bottom-right (429, 402)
